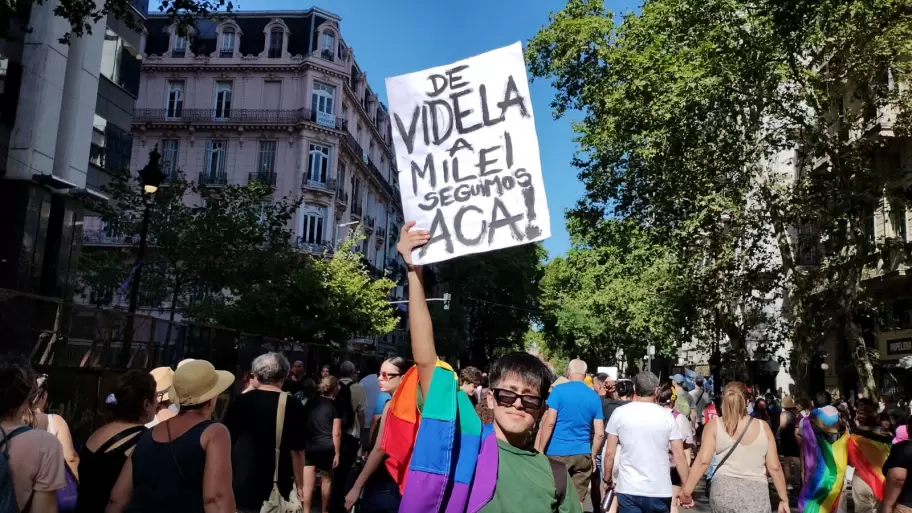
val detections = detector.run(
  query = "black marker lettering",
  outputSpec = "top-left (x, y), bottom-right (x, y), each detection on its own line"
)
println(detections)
top-left (477, 146), bottom-right (502, 177)
top-left (419, 208), bottom-right (454, 257)
top-left (442, 159), bottom-right (451, 184)
top-left (480, 84), bottom-right (497, 127)
top-left (447, 138), bottom-right (474, 157)
top-left (454, 205), bottom-right (486, 246)
top-left (418, 192), bottom-right (439, 211)
top-left (394, 105), bottom-right (420, 155)
top-left (498, 75), bottom-right (530, 120)
top-left (427, 74), bottom-right (448, 97)
top-left (453, 157), bottom-right (477, 183)
top-left (501, 176), bottom-right (516, 190)
top-left (504, 131), bottom-right (513, 168)
top-left (446, 64), bottom-right (470, 91)
top-left (488, 197), bottom-right (525, 243)
top-left (454, 184), bottom-right (472, 202)
top-left (521, 186), bottom-right (542, 239)
top-left (514, 168), bottom-right (532, 187)
top-left (427, 100), bottom-right (454, 144)
top-left (452, 88), bottom-right (482, 135)
top-left (421, 105), bottom-right (430, 146)
top-left (438, 186), bottom-right (455, 207)
top-left (482, 177), bottom-right (503, 197)
top-left (411, 154), bottom-right (437, 195)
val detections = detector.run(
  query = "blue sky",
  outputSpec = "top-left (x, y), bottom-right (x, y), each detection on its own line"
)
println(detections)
top-left (245, 0), bottom-right (637, 257)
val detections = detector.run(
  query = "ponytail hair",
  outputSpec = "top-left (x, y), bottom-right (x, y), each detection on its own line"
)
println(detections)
top-left (722, 382), bottom-right (749, 436)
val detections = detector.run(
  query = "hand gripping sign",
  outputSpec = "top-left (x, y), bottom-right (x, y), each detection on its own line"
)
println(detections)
top-left (386, 42), bottom-right (551, 265)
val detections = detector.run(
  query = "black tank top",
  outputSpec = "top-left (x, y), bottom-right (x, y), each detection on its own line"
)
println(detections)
top-left (75, 425), bottom-right (146, 513)
top-left (126, 420), bottom-right (213, 513)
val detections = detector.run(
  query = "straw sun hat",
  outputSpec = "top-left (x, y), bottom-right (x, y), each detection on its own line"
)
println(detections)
top-left (150, 367), bottom-right (175, 402)
top-left (171, 360), bottom-right (235, 407)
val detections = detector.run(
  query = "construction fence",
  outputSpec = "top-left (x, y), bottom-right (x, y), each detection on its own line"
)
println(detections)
top-left (0, 288), bottom-right (389, 442)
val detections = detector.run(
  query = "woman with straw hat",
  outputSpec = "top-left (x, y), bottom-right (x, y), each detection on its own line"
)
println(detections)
top-left (106, 360), bottom-right (236, 513)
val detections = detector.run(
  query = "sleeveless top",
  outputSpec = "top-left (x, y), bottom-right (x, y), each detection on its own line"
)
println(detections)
top-left (126, 420), bottom-right (213, 513)
top-left (713, 417), bottom-right (769, 482)
top-left (75, 426), bottom-right (146, 513)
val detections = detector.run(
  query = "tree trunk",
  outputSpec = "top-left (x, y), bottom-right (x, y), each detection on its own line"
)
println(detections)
top-left (847, 319), bottom-right (878, 399)
top-left (162, 281), bottom-right (181, 363)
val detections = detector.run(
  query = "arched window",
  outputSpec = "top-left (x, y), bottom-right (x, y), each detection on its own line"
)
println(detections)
top-left (268, 27), bottom-right (283, 58)
top-left (320, 31), bottom-right (335, 60)
top-left (220, 27), bottom-right (235, 56)
top-left (172, 33), bottom-right (187, 57)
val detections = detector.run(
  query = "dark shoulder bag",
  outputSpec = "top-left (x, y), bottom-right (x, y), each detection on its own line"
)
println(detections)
top-left (706, 417), bottom-right (753, 499)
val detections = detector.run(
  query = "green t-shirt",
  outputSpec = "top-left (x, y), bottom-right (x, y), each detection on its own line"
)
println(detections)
top-left (479, 439), bottom-right (581, 513)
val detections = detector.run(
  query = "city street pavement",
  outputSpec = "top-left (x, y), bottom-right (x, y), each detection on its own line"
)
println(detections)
top-left (584, 479), bottom-right (848, 513)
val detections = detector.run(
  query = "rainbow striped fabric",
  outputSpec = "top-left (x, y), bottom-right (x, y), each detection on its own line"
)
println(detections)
top-left (380, 360), bottom-right (493, 513)
top-left (847, 430), bottom-right (892, 501)
top-left (798, 407), bottom-right (849, 513)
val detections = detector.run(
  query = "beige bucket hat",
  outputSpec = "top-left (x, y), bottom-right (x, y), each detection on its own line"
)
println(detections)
top-left (150, 366), bottom-right (175, 402)
top-left (171, 360), bottom-right (235, 407)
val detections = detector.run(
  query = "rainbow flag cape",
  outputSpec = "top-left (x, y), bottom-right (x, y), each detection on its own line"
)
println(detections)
top-left (798, 408), bottom-right (849, 513)
top-left (847, 430), bottom-right (891, 501)
top-left (381, 360), bottom-right (496, 513)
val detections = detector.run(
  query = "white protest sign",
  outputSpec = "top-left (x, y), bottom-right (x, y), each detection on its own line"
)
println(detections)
top-left (386, 42), bottom-right (551, 265)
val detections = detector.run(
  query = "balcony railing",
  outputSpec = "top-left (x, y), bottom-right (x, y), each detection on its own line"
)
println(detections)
top-left (375, 227), bottom-right (387, 239)
top-left (294, 238), bottom-right (334, 254)
top-left (199, 171), bottom-right (228, 186)
top-left (83, 230), bottom-right (134, 245)
top-left (248, 171), bottom-right (277, 187)
top-left (351, 203), bottom-right (363, 217)
top-left (364, 216), bottom-right (375, 229)
top-left (302, 177), bottom-right (338, 192)
top-left (298, 108), bottom-right (347, 130)
top-left (134, 109), bottom-right (302, 124)
top-left (342, 129), bottom-right (396, 198)
top-left (335, 190), bottom-right (349, 205)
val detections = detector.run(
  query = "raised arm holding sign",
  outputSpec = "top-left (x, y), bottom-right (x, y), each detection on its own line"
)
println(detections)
top-left (386, 42), bottom-right (551, 265)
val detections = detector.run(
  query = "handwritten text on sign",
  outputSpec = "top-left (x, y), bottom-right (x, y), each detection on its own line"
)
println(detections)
top-left (386, 42), bottom-right (551, 265)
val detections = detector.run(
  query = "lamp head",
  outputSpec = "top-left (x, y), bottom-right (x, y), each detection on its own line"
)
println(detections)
top-left (139, 145), bottom-right (166, 195)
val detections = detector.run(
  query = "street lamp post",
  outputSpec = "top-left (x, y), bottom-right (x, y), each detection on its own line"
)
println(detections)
top-left (119, 146), bottom-right (165, 367)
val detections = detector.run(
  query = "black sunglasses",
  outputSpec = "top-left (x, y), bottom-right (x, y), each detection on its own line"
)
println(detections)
top-left (492, 388), bottom-right (543, 410)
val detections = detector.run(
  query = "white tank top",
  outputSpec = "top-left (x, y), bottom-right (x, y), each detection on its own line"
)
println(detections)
top-left (713, 417), bottom-right (768, 482)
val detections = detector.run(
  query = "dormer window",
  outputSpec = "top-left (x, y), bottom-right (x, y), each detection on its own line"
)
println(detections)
top-left (268, 27), bottom-right (283, 58)
top-left (320, 31), bottom-right (335, 61)
top-left (172, 33), bottom-right (186, 57)
top-left (220, 27), bottom-right (235, 57)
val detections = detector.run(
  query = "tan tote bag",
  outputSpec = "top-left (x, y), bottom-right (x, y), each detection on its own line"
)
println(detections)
top-left (260, 392), bottom-right (302, 513)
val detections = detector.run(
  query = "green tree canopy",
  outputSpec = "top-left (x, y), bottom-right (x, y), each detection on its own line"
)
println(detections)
top-left (527, 0), bottom-right (912, 396)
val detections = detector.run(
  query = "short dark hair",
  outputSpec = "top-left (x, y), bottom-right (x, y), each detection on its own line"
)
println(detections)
top-left (814, 391), bottom-right (832, 408)
top-left (488, 352), bottom-right (552, 400)
top-left (594, 372), bottom-right (610, 383)
top-left (657, 383), bottom-right (675, 406)
top-left (460, 366), bottom-right (483, 385)
top-left (695, 378), bottom-right (704, 387)
top-left (108, 370), bottom-right (157, 423)
top-left (615, 379), bottom-right (634, 398)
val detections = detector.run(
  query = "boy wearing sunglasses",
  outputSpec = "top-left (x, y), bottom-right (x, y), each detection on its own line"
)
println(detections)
top-left (397, 222), bottom-right (580, 513)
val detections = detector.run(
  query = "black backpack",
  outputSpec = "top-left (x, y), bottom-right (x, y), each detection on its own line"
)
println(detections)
top-left (336, 381), bottom-right (356, 432)
top-left (1, 426), bottom-right (32, 513)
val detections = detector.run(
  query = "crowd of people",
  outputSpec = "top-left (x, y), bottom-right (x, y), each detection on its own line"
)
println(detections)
top-left (6, 222), bottom-right (912, 513)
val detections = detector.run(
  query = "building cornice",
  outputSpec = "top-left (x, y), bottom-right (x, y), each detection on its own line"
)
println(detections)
top-left (141, 56), bottom-right (351, 81)
top-left (343, 80), bottom-right (394, 160)
top-left (145, 7), bottom-right (342, 21)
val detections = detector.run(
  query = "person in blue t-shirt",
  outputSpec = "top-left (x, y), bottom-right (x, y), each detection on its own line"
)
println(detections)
top-left (370, 391), bottom-right (391, 443)
top-left (534, 359), bottom-right (605, 506)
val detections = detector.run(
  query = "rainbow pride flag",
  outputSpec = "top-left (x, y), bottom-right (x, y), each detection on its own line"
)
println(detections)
top-left (381, 360), bottom-right (491, 513)
top-left (798, 408), bottom-right (848, 513)
top-left (847, 430), bottom-right (891, 501)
